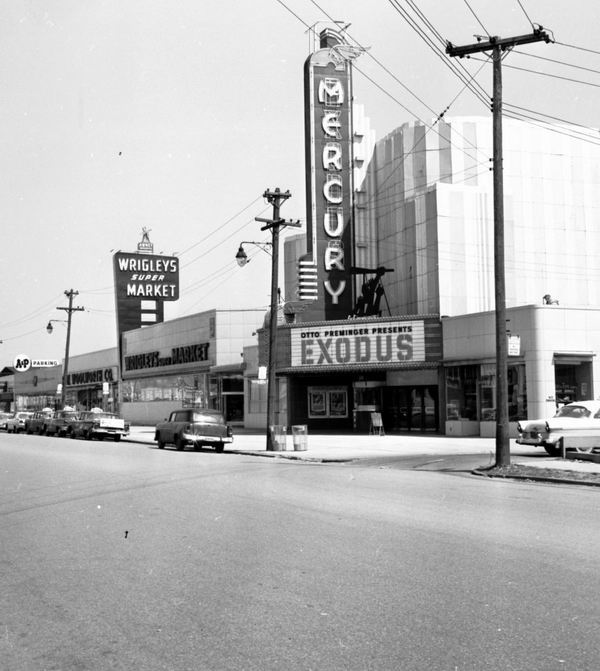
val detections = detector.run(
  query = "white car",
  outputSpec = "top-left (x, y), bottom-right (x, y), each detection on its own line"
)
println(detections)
top-left (6, 411), bottom-right (34, 433)
top-left (517, 401), bottom-right (600, 456)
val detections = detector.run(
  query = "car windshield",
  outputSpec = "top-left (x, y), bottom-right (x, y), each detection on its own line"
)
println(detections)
top-left (555, 405), bottom-right (591, 418)
top-left (192, 412), bottom-right (223, 424)
top-left (89, 413), bottom-right (117, 419)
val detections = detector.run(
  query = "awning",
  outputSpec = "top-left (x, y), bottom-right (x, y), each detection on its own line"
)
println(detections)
top-left (209, 363), bottom-right (245, 375)
top-left (552, 352), bottom-right (595, 365)
top-left (277, 361), bottom-right (440, 375)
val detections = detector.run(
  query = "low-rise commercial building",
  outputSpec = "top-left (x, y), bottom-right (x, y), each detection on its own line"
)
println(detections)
top-left (120, 308), bottom-right (264, 426)
top-left (442, 304), bottom-right (600, 437)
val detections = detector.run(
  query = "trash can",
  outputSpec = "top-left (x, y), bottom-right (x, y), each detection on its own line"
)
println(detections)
top-left (291, 424), bottom-right (308, 451)
top-left (269, 425), bottom-right (288, 451)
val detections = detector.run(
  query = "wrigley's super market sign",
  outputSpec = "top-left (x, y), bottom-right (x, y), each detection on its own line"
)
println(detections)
top-left (291, 320), bottom-right (425, 368)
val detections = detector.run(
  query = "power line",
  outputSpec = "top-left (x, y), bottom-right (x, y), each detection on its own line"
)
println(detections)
top-left (180, 206), bottom-right (272, 269)
top-left (555, 40), bottom-right (600, 57)
top-left (462, 0), bottom-right (490, 37)
top-left (512, 48), bottom-right (600, 76)
top-left (503, 102), bottom-right (600, 134)
top-left (178, 195), bottom-right (264, 257)
top-left (516, 0), bottom-right (535, 30)
top-left (470, 56), bottom-right (600, 89)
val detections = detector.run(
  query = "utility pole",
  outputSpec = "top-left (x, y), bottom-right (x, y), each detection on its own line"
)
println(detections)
top-left (446, 28), bottom-right (551, 467)
top-left (57, 289), bottom-right (85, 408)
top-left (255, 188), bottom-right (300, 451)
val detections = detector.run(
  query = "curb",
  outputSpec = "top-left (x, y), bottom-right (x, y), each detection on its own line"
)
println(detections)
top-left (472, 468), bottom-right (600, 487)
top-left (228, 449), bottom-right (354, 463)
top-left (122, 438), bottom-right (353, 463)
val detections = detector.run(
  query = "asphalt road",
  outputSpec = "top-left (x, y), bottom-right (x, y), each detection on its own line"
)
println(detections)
top-left (2, 433), bottom-right (599, 671)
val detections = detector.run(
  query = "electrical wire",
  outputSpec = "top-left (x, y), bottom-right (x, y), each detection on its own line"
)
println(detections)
top-left (555, 41), bottom-right (600, 57)
top-left (469, 56), bottom-right (600, 89)
top-left (503, 103), bottom-right (600, 134)
top-left (512, 48), bottom-right (600, 77)
top-left (462, 0), bottom-right (490, 37)
top-left (516, 0), bottom-right (535, 30)
top-left (177, 195), bottom-right (264, 257)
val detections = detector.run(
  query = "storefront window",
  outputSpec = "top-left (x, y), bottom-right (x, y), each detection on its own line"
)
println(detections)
top-left (308, 386), bottom-right (348, 419)
top-left (479, 364), bottom-right (496, 421)
top-left (222, 376), bottom-right (243, 392)
top-left (445, 366), bottom-right (478, 420)
top-left (446, 363), bottom-right (527, 422)
top-left (122, 374), bottom-right (209, 406)
top-left (508, 364), bottom-right (527, 421)
top-left (248, 379), bottom-right (267, 414)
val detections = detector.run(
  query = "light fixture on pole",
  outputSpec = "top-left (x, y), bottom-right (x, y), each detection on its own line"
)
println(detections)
top-left (46, 320), bottom-right (65, 335)
top-left (235, 241), bottom-right (272, 267)
top-left (46, 289), bottom-right (85, 408)
top-left (237, 189), bottom-right (300, 451)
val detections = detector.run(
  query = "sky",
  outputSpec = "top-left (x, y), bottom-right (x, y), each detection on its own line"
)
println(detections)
top-left (1, 0), bottom-right (598, 366)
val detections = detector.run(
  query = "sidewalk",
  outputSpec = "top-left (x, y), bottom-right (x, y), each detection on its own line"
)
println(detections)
top-left (124, 426), bottom-right (600, 483)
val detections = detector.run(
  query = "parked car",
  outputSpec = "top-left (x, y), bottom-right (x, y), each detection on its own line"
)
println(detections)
top-left (45, 409), bottom-right (80, 437)
top-left (6, 411), bottom-right (34, 433)
top-left (70, 409), bottom-right (129, 441)
top-left (154, 409), bottom-right (233, 452)
top-left (0, 411), bottom-right (11, 430)
top-left (517, 400), bottom-right (600, 456)
top-left (25, 408), bottom-right (55, 434)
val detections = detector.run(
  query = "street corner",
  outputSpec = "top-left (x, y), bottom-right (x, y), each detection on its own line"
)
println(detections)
top-left (472, 461), bottom-right (600, 486)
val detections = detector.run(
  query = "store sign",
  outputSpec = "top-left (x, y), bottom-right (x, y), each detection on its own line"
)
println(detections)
top-left (290, 320), bottom-right (425, 368)
top-left (299, 32), bottom-right (361, 320)
top-left (113, 252), bottom-right (179, 300)
top-left (113, 250), bottom-right (180, 344)
top-left (123, 343), bottom-right (210, 372)
top-left (66, 367), bottom-right (116, 387)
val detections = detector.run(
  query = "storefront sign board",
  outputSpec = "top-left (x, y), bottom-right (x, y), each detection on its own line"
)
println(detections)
top-left (290, 320), bottom-right (425, 368)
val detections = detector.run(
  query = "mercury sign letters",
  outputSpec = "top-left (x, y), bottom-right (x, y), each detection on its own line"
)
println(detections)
top-left (300, 34), bottom-right (357, 320)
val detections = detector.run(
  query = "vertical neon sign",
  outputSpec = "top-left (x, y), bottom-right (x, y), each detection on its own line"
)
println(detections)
top-left (300, 31), bottom-right (361, 321)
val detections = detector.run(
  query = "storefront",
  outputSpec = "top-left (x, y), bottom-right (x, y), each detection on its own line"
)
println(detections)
top-left (13, 365), bottom-right (62, 411)
top-left (273, 315), bottom-right (443, 433)
top-left (11, 349), bottom-right (120, 412)
top-left (442, 304), bottom-right (600, 437)
top-left (120, 308), bottom-right (264, 426)
top-left (66, 348), bottom-right (120, 412)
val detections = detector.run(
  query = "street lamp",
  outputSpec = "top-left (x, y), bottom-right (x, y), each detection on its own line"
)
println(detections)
top-left (235, 241), bottom-right (272, 267)
top-left (46, 320), bottom-right (65, 335)
top-left (46, 289), bottom-right (84, 408)
top-left (236, 188), bottom-right (300, 451)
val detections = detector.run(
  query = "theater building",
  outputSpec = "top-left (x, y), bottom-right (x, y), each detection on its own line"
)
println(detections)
top-left (276, 28), bottom-right (600, 436)
top-left (273, 315), bottom-right (443, 433)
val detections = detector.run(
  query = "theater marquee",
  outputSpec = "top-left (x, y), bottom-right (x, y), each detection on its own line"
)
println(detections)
top-left (290, 320), bottom-right (426, 368)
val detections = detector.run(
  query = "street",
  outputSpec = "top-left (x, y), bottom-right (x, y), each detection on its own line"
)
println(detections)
top-left (2, 433), bottom-right (599, 671)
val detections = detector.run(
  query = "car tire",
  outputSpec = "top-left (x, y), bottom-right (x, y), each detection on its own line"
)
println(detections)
top-left (175, 436), bottom-right (185, 451)
top-left (113, 435), bottom-right (121, 442)
top-left (84, 430), bottom-right (92, 441)
top-left (544, 440), bottom-right (562, 457)
top-left (215, 442), bottom-right (225, 453)
top-left (157, 439), bottom-right (165, 449)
